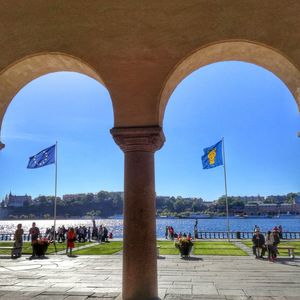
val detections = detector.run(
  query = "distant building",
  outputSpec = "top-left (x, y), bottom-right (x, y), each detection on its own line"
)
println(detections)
top-left (63, 193), bottom-right (93, 201)
top-left (5, 192), bottom-right (31, 207)
top-left (244, 200), bottom-right (300, 215)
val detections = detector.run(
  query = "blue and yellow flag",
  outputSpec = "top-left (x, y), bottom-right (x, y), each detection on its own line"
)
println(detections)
top-left (202, 140), bottom-right (223, 169)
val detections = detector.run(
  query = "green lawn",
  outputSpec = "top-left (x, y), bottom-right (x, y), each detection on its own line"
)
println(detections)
top-left (193, 241), bottom-right (248, 256)
top-left (0, 242), bottom-right (32, 255)
top-left (0, 241), bottom-right (91, 255)
top-left (157, 241), bottom-right (179, 255)
top-left (156, 241), bottom-right (248, 256)
top-left (75, 241), bottom-right (123, 255)
top-left (48, 241), bottom-right (91, 253)
top-left (242, 240), bottom-right (300, 257)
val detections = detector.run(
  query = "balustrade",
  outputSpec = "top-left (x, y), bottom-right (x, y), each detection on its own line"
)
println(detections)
top-left (0, 231), bottom-right (299, 241)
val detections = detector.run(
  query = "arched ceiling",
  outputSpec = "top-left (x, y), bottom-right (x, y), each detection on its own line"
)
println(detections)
top-left (0, 1), bottom-right (300, 128)
top-left (0, 53), bottom-right (105, 140)
top-left (159, 41), bottom-right (300, 125)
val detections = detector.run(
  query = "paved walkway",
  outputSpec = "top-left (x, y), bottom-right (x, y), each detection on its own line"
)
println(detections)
top-left (0, 254), bottom-right (299, 299)
top-left (232, 241), bottom-right (253, 256)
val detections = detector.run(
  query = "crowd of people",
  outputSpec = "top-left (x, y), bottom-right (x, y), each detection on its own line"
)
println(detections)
top-left (10, 221), bottom-right (286, 261)
top-left (165, 226), bottom-right (193, 241)
top-left (252, 225), bottom-right (281, 261)
top-left (11, 222), bottom-right (112, 259)
top-left (45, 224), bottom-right (112, 243)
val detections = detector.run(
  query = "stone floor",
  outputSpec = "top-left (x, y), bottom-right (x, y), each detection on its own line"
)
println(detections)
top-left (0, 254), bottom-right (299, 299)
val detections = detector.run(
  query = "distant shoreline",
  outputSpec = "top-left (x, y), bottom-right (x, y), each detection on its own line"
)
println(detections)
top-left (1, 215), bottom-right (299, 221)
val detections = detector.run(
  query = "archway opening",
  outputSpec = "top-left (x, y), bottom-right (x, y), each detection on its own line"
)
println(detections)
top-left (157, 60), bottom-right (300, 232)
top-left (0, 71), bottom-right (123, 225)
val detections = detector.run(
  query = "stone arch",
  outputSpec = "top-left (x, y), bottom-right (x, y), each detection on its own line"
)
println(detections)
top-left (0, 52), bottom-right (107, 147)
top-left (158, 41), bottom-right (300, 125)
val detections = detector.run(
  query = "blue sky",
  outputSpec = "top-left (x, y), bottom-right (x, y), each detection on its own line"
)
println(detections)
top-left (0, 61), bottom-right (299, 201)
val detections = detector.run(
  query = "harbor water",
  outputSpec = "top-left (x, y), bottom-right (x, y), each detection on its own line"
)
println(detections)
top-left (0, 216), bottom-right (299, 238)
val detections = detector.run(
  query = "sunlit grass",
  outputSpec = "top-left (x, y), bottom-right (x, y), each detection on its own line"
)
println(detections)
top-left (157, 240), bottom-right (248, 256)
top-left (75, 241), bottom-right (123, 255)
top-left (157, 241), bottom-right (179, 255)
top-left (193, 241), bottom-right (248, 256)
top-left (0, 241), bottom-right (91, 255)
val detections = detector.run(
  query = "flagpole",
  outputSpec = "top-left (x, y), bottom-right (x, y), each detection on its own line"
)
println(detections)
top-left (222, 137), bottom-right (230, 241)
top-left (53, 141), bottom-right (58, 243)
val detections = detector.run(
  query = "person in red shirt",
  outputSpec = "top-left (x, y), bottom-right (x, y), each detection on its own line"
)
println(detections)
top-left (66, 227), bottom-right (76, 257)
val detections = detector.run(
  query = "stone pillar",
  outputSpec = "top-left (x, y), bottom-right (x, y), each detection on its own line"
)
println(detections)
top-left (111, 126), bottom-right (165, 300)
top-left (0, 142), bottom-right (5, 150)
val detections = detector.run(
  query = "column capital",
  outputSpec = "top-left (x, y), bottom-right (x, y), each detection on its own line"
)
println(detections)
top-left (0, 142), bottom-right (5, 151)
top-left (110, 126), bottom-right (165, 153)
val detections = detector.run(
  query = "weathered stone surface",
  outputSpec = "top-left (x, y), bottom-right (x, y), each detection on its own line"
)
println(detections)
top-left (0, 255), bottom-right (299, 299)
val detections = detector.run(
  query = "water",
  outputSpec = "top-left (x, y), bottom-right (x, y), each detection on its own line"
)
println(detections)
top-left (1, 217), bottom-right (299, 237)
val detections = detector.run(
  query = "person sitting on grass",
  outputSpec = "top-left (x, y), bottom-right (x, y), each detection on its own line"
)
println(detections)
top-left (252, 228), bottom-right (266, 259)
top-left (66, 227), bottom-right (76, 257)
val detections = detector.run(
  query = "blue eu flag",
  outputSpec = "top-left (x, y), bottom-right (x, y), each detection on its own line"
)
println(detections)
top-left (27, 145), bottom-right (56, 169)
top-left (202, 140), bottom-right (223, 169)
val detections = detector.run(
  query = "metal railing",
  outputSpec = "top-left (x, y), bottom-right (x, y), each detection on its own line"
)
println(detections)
top-left (0, 231), bottom-right (299, 241)
top-left (0, 234), bottom-right (31, 241)
top-left (195, 231), bottom-right (300, 240)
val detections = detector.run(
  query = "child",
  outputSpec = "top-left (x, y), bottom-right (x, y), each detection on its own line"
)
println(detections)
top-left (66, 227), bottom-right (76, 257)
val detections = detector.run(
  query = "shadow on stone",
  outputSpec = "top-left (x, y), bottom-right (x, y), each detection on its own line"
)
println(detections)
top-left (275, 257), bottom-right (300, 268)
top-left (180, 256), bottom-right (202, 261)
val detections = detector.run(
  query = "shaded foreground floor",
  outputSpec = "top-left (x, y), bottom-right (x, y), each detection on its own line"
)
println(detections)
top-left (0, 255), bottom-right (299, 299)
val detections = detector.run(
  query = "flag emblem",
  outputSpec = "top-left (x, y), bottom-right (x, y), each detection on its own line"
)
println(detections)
top-left (202, 140), bottom-right (223, 169)
top-left (27, 145), bottom-right (56, 169)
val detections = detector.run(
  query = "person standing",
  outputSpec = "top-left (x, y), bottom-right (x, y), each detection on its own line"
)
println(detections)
top-left (98, 225), bottom-right (104, 243)
top-left (165, 226), bottom-right (169, 239)
top-left (103, 226), bottom-right (108, 242)
top-left (66, 227), bottom-right (76, 257)
top-left (194, 219), bottom-right (199, 239)
top-left (29, 222), bottom-right (40, 259)
top-left (278, 225), bottom-right (283, 239)
top-left (12, 224), bottom-right (24, 259)
top-left (271, 227), bottom-right (281, 260)
top-left (265, 231), bottom-right (274, 261)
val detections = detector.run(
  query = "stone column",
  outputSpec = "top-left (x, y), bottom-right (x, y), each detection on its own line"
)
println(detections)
top-left (0, 142), bottom-right (5, 150)
top-left (111, 126), bottom-right (165, 300)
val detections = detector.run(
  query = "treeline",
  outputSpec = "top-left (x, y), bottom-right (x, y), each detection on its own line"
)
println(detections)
top-left (2, 192), bottom-right (206, 219)
top-left (1, 191), bottom-right (298, 219)
top-left (4, 191), bottom-right (123, 219)
top-left (156, 196), bottom-right (205, 217)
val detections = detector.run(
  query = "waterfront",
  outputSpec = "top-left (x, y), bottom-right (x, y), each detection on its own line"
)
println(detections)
top-left (0, 216), bottom-right (299, 237)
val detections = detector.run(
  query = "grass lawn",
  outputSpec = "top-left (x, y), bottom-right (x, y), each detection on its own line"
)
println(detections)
top-left (0, 242), bottom-right (33, 255)
top-left (193, 241), bottom-right (248, 256)
top-left (157, 241), bottom-right (179, 255)
top-left (157, 240), bottom-right (248, 256)
top-left (242, 240), bottom-right (300, 256)
top-left (75, 241), bottom-right (123, 255)
top-left (0, 241), bottom-right (91, 255)
top-left (47, 241), bottom-right (91, 253)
